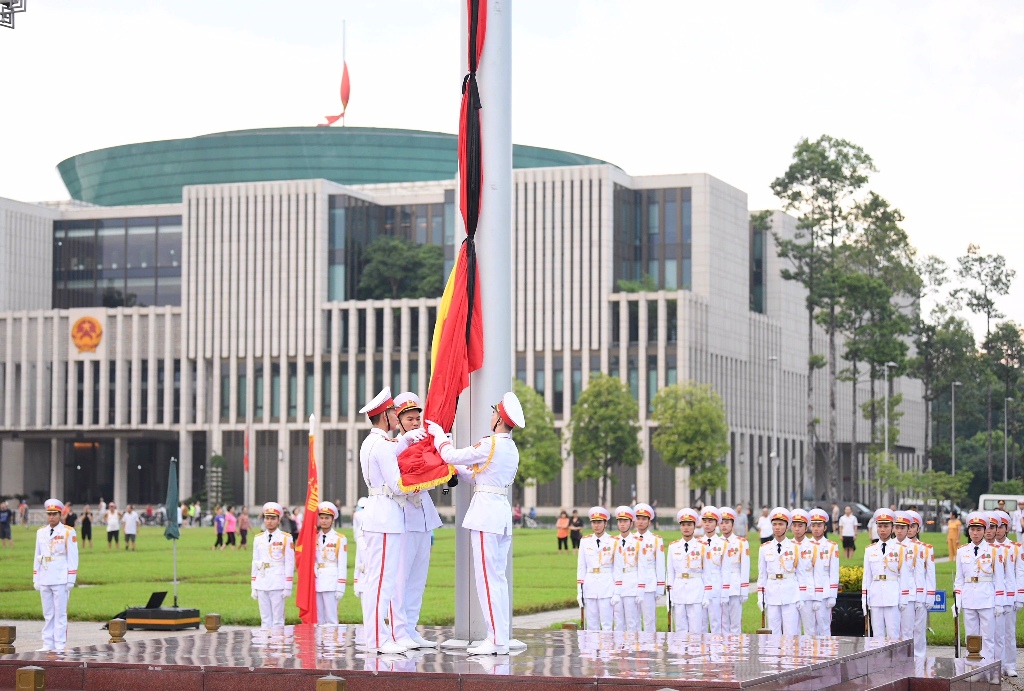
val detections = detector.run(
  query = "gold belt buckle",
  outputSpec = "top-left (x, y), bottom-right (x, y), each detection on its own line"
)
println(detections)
top-left (774, 574), bottom-right (783, 580)
top-left (971, 576), bottom-right (979, 583)
top-left (590, 568), bottom-right (602, 574)
top-left (878, 575), bottom-right (887, 581)
top-left (43, 557), bottom-right (52, 562)
top-left (680, 573), bottom-right (690, 579)
top-left (263, 563), bottom-right (271, 568)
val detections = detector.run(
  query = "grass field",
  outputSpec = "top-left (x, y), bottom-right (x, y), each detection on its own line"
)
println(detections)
top-left (0, 523), bottom-right (1019, 644)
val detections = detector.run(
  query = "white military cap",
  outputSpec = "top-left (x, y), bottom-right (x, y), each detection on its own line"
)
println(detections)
top-left (995, 510), bottom-right (1011, 526)
top-left (893, 511), bottom-right (911, 526)
top-left (906, 510), bottom-right (923, 527)
top-left (701, 506), bottom-right (721, 522)
top-left (986, 511), bottom-right (1000, 527)
top-left (358, 387), bottom-right (394, 417)
top-left (262, 502), bottom-right (284, 517)
top-left (634, 503), bottom-right (655, 519)
top-left (791, 509), bottom-right (810, 525)
top-left (769, 507), bottom-right (791, 525)
top-left (966, 511), bottom-right (987, 528)
top-left (588, 506), bottom-right (610, 521)
top-left (44, 498), bottom-right (65, 513)
top-left (615, 505), bottom-right (636, 521)
top-left (809, 508), bottom-right (829, 523)
top-left (317, 501), bottom-right (339, 519)
top-left (873, 508), bottom-right (895, 524)
top-left (676, 508), bottom-right (699, 524)
top-left (720, 506), bottom-right (737, 521)
top-left (495, 391), bottom-right (525, 429)
top-left (394, 392), bottom-right (423, 416)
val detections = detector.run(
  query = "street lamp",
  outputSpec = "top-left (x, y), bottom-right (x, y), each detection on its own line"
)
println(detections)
top-left (884, 362), bottom-right (897, 507)
top-left (952, 381), bottom-right (962, 476)
top-left (1006, 397), bottom-right (1014, 483)
top-left (769, 355), bottom-right (779, 506)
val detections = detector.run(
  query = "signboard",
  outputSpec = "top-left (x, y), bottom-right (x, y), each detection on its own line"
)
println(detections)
top-left (929, 590), bottom-right (946, 613)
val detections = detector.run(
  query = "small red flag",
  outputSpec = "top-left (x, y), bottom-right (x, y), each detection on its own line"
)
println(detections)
top-left (243, 427), bottom-right (250, 474)
top-left (340, 61), bottom-right (351, 111)
top-left (295, 417), bottom-right (320, 624)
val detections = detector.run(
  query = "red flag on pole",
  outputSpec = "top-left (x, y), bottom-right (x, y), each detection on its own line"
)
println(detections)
top-left (243, 427), bottom-right (250, 474)
top-left (295, 416), bottom-right (320, 624)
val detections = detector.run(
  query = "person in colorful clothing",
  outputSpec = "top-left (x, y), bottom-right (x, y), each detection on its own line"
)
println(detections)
top-left (611, 505), bottom-right (639, 631)
top-left (809, 508), bottom-right (840, 636)
top-left (718, 506), bottom-right (750, 635)
top-left (953, 511), bottom-right (1004, 662)
top-left (313, 501), bottom-right (347, 625)
top-left (666, 508), bottom-right (711, 633)
top-left (33, 499), bottom-right (79, 652)
top-left (632, 502), bottom-right (665, 633)
top-left (757, 507), bottom-right (800, 635)
top-left (577, 506), bottom-right (615, 631)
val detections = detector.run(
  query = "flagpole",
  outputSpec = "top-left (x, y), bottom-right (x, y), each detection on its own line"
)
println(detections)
top-left (341, 20), bottom-right (346, 127)
top-left (173, 539), bottom-right (178, 608)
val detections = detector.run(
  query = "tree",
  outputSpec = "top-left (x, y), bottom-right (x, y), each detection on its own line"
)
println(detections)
top-left (772, 135), bottom-right (875, 503)
top-left (984, 321), bottom-right (1024, 484)
top-left (567, 374), bottom-right (642, 507)
top-left (356, 237), bottom-right (444, 299)
top-left (650, 383), bottom-right (730, 503)
top-left (617, 273), bottom-right (658, 293)
top-left (953, 244), bottom-right (1016, 490)
top-left (511, 380), bottom-right (563, 504)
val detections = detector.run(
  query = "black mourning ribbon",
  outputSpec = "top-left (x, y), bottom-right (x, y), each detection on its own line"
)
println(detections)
top-left (777, 543), bottom-right (782, 554)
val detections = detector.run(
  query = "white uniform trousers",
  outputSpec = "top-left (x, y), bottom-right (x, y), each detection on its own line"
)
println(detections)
top-left (584, 597), bottom-right (613, 631)
top-left (721, 596), bottom-right (743, 635)
top-left (672, 603), bottom-right (704, 633)
top-left (766, 603), bottom-right (799, 635)
top-left (700, 597), bottom-right (722, 633)
top-left (638, 592), bottom-right (658, 633)
top-left (256, 590), bottom-right (286, 628)
top-left (40, 585), bottom-right (69, 651)
top-left (390, 530), bottom-right (432, 642)
top-left (816, 603), bottom-right (834, 637)
top-left (1003, 608), bottom-right (1018, 672)
top-left (913, 606), bottom-right (928, 658)
top-left (316, 591), bottom-right (340, 625)
top-left (470, 529), bottom-right (511, 647)
top-left (613, 596), bottom-right (640, 631)
top-left (798, 602), bottom-right (816, 635)
top-left (990, 611), bottom-right (1004, 663)
top-left (899, 605), bottom-right (916, 642)
top-left (870, 606), bottom-right (900, 639)
top-left (962, 608), bottom-right (995, 660)
top-left (360, 531), bottom-right (401, 649)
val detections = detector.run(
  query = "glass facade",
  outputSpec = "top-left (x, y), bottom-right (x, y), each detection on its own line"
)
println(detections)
top-left (52, 216), bottom-right (182, 308)
top-left (749, 216), bottom-right (766, 314)
top-left (613, 186), bottom-right (691, 291)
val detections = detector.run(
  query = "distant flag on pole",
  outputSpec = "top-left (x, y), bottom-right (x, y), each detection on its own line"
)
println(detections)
top-left (295, 415), bottom-right (320, 624)
top-left (320, 20), bottom-right (350, 127)
top-left (396, 0), bottom-right (487, 493)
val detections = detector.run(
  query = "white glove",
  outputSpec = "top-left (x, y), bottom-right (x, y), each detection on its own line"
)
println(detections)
top-left (1015, 601), bottom-right (1023, 612)
top-left (741, 592), bottom-right (749, 604)
top-left (336, 588), bottom-right (346, 599)
top-left (635, 593), bottom-right (644, 606)
top-left (611, 594), bottom-right (621, 607)
top-left (898, 603), bottom-right (906, 612)
top-left (954, 594), bottom-right (962, 611)
top-left (757, 596), bottom-right (765, 613)
top-left (825, 597), bottom-right (836, 609)
top-left (251, 589), bottom-right (258, 601)
top-left (812, 601), bottom-right (820, 612)
top-left (66, 583), bottom-right (74, 592)
top-left (657, 586), bottom-right (665, 598)
top-left (794, 600), bottom-right (803, 612)
top-left (861, 596), bottom-right (868, 616)
top-left (405, 428), bottom-right (427, 443)
top-left (426, 421), bottom-right (445, 440)
top-left (282, 590), bottom-right (291, 599)
top-left (915, 601), bottom-right (926, 612)
top-left (34, 583), bottom-right (41, 591)
top-left (701, 597), bottom-right (709, 609)
top-left (577, 588), bottom-right (584, 609)
top-left (995, 605), bottom-right (1004, 617)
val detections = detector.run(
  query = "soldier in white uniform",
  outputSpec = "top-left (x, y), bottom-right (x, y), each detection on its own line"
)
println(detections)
top-left (790, 509), bottom-right (817, 635)
top-left (313, 501), bottom-right (347, 625)
top-left (357, 387), bottom-right (408, 654)
top-left (954, 512), bottom-right (1004, 662)
top-left (893, 511), bottom-right (919, 643)
top-left (907, 511), bottom-right (934, 660)
top-left (250, 502), bottom-right (295, 628)
top-left (756, 507), bottom-right (800, 635)
top-left (666, 508), bottom-right (711, 633)
top-left (577, 506), bottom-right (615, 631)
top-left (389, 392), bottom-right (443, 650)
top-left (718, 506), bottom-right (750, 635)
top-left (698, 506), bottom-right (725, 633)
top-left (427, 390), bottom-right (525, 655)
top-left (994, 510), bottom-right (1018, 676)
top-left (983, 512), bottom-right (1006, 665)
top-left (632, 502), bottom-right (665, 633)
top-left (861, 508), bottom-right (909, 639)
top-left (611, 505), bottom-right (640, 631)
top-left (33, 499), bottom-right (79, 652)
top-left (809, 508), bottom-right (840, 636)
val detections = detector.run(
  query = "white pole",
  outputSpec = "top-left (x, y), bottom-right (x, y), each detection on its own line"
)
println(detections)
top-left (452, 0), bottom-right (512, 646)
top-left (173, 539), bottom-right (178, 608)
top-left (769, 356), bottom-right (778, 506)
top-left (952, 382), bottom-right (961, 476)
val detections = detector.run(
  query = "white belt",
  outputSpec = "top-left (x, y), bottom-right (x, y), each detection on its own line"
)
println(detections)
top-left (368, 486), bottom-right (406, 507)
top-left (968, 576), bottom-right (994, 583)
top-left (473, 485), bottom-right (507, 495)
top-left (769, 573), bottom-right (794, 580)
top-left (620, 566), bottom-right (637, 573)
top-left (675, 573), bottom-right (701, 580)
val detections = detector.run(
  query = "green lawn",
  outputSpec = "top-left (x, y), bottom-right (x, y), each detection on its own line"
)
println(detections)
top-left (0, 524), bottom-right (1014, 644)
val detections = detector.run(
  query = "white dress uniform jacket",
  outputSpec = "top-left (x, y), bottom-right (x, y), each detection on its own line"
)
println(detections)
top-left (612, 532), bottom-right (641, 631)
top-left (862, 539), bottom-right (911, 608)
top-left (360, 428), bottom-right (407, 534)
top-left (954, 540), bottom-right (1005, 661)
top-left (636, 531), bottom-right (666, 595)
top-left (33, 523), bottom-right (79, 588)
top-left (251, 528), bottom-right (296, 592)
top-left (314, 530), bottom-right (348, 593)
top-left (758, 537), bottom-right (801, 605)
top-left (577, 533), bottom-right (615, 631)
top-left (720, 533), bottom-right (751, 601)
top-left (352, 510), bottom-right (367, 596)
top-left (666, 538), bottom-right (711, 604)
top-left (438, 433), bottom-right (518, 534)
top-left (812, 537), bottom-right (840, 603)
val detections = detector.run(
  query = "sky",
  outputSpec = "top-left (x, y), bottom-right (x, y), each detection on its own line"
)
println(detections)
top-left (2, 0), bottom-right (1022, 336)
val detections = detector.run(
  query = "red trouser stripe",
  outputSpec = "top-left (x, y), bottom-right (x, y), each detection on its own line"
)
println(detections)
top-left (479, 531), bottom-right (498, 644)
top-left (375, 534), bottom-right (387, 647)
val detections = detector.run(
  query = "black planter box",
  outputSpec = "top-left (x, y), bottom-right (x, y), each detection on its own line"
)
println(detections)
top-left (831, 591), bottom-right (867, 636)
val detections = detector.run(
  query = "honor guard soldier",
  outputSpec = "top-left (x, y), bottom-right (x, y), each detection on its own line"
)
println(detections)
top-left (389, 392), bottom-right (443, 650)
top-left (427, 390), bottom-right (525, 655)
top-left (666, 508), bottom-right (711, 633)
top-left (699, 506), bottom-right (726, 633)
top-left (995, 510), bottom-right (1022, 677)
top-left (632, 502), bottom-right (666, 632)
top-left (358, 387), bottom-right (408, 654)
top-left (251, 502), bottom-right (295, 628)
top-left (809, 508), bottom-right (840, 636)
top-left (862, 508), bottom-right (910, 639)
top-left (893, 511), bottom-right (920, 645)
top-left (718, 506), bottom-right (750, 634)
top-left (757, 507), bottom-right (801, 634)
top-left (790, 509), bottom-right (817, 635)
top-left (984, 512), bottom-right (1007, 666)
top-left (577, 506), bottom-right (615, 631)
top-left (313, 501), bottom-right (347, 625)
top-left (611, 505), bottom-right (640, 631)
top-left (954, 512), bottom-right (1005, 662)
top-left (33, 499), bottom-right (78, 652)
top-left (907, 511), bottom-right (935, 659)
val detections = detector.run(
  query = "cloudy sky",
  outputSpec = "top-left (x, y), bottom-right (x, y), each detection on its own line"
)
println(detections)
top-left (2, 1), bottom-right (1022, 335)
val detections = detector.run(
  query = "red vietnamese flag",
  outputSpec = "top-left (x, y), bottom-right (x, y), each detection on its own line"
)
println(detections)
top-left (242, 427), bottom-right (250, 473)
top-left (295, 415), bottom-right (320, 624)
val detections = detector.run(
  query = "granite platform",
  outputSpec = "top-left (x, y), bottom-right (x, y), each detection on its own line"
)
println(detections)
top-left (0, 626), bottom-right (1002, 690)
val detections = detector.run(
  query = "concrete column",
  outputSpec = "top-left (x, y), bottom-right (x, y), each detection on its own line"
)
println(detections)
top-left (113, 437), bottom-right (128, 509)
top-left (49, 439), bottom-right (63, 500)
top-left (524, 481), bottom-right (537, 512)
top-left (1, 439), bottom-right (26, 497)
top-left (277, 425), bottom-right (288, 503)
top-left (178, 429), bottom-right (193, 500)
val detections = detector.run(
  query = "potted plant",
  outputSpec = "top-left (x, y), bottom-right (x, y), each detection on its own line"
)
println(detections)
top-left (831, 566), bottom-right (867, 636)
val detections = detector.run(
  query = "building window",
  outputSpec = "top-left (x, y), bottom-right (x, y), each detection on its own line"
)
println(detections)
top-left (271, 364), bottom-right (281, 419)
top-left (666, 300), bottom-right (678, 342)
top-left (648, 355), bottom-right (658, 412)
top-left (237, 372), bottom-right (247, 418)
top-left (553, 362), bottom-right (564, 415)
top-left (173, 360), bottom-right (182, 424)
top-left (288, 363), bottom-right (298, 421)
top-left (254, 364), bottom-right (264, 419)
top-left (750, 214), bottom-right (767, 314)
top-left (322, 368), bottom-right (331, 418)
top-left (340, 370), bottom-right (350, 417)
top-left (305, 363), bottom-right (315, 421)
top-left (221, 363), bottom-right (230, 422)
top-left (628, 359), bottom-right (638, 401)
top-left (571, 357), bottom-right (582, 405)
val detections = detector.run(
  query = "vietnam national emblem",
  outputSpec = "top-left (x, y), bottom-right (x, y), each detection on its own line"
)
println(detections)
top-left (71, 317), bottom-right (103, 353)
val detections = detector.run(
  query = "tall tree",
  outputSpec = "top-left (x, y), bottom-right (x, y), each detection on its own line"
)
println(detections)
top-left (953, 244), bottom-right (1016, 489)
top-left (983, 321), bottom-right (1024, 482)
top-left (772, 135), bottom-right (875, 504)
top-left (650, 383), bottom-right (731, 503)
top-left (511, 380), bottom-right (563, 504)
top-left (567, 374), bottom-right (642, 506)
top-left (357, 236), bottom-right (444, 299)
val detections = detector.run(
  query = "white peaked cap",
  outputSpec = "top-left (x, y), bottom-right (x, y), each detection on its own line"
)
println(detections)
top-left (496, 391), bottom-right (525, 429)
top-left (358, 387), bottom-right (394, 417)
top-left (317, 501), bottom-right (339, 519)
top-left (394, 392), bottom-right (423, 416)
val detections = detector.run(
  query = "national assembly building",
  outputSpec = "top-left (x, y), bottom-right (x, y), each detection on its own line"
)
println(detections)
top-left (0, 127), bottom-right (927, 517)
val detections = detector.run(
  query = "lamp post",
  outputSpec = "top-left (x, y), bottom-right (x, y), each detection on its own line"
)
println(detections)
top-left (884, 362), bottom-right (897, 507)
top-left (952, 381), bottom-right (962, 476)
top-left (769, 355), bottom-right (779, 507)
top-left (1005, 397), bottom-right (1014, 483)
